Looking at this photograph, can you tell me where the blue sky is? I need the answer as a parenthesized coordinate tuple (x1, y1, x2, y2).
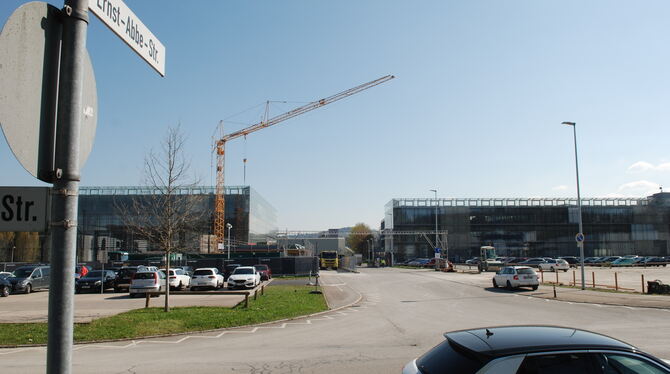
(1, 1, 670, 230)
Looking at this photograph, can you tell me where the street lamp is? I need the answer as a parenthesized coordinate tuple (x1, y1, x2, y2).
(226, 223, 232, 260)
(430, 189, 438, 270)
(563, 121, 585, 290)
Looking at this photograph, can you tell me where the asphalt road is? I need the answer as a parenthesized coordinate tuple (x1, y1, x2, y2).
(3, 268, 670, 373)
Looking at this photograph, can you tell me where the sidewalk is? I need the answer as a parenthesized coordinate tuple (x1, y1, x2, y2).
(529, 285, 670, 309)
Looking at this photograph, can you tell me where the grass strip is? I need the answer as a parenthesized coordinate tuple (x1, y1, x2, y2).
(0, 285, 327, 346)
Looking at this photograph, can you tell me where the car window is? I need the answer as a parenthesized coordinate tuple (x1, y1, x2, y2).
(516, 353, 600, 374)
(415, 340, 483, 373)
(32, 268, 42, 278)
(233, 268, 254, 275)
(518, 268, 535, 275)
(134, 272, 156, 280)
(601, 354, 667, 374)
(194, 269, 213, 276)
(41, 267, 50, 276)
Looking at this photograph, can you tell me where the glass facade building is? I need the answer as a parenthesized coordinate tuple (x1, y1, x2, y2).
(383, 193, 670, 262)
(77, 186, 277, 261)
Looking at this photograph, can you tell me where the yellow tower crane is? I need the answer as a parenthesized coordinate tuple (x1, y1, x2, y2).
(214, 75, 394, 249)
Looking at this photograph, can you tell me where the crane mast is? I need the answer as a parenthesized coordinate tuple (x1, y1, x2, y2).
(214, 75, 394, 249)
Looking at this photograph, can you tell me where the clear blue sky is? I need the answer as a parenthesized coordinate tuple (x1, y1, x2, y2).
(2, 1, 670, 231)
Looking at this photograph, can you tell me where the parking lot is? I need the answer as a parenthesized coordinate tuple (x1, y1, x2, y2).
(0, 288, 255, 323)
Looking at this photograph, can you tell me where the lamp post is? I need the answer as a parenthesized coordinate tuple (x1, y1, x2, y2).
(367, 238, 372, 266)
(430, 189, 439, 270)
(563, 121, 585, 290)
(226, 223, 232, 260)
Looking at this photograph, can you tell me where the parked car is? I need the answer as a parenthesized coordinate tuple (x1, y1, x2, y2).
(0, 271, 13, 279)
(173, 266, 194, 277)
(190, 268, 224, 290)
(402, 325, 670, 374)
(129, 270, 166, 297)
(227, 266, 261, 289)
(75, 270, 117, 293)
(465, 258, 481, 265)
(224, 263, 242, 281)
(558, 256, 579, 267)
(518, 258, 546, 267)
(160, 268, 191, 290)
(254, 264, 272, 281)
(492, 266, 539, 290)
(611, 257, 638, 266)
(641, 257, 667, 266)
(7, 265, 50, 294)
(114, 266, 141, 293)
(0, 277, 11, 297)
(538, 259, 570, 272)
(600, 256, 622, 264)
(584, 256, 601, 264)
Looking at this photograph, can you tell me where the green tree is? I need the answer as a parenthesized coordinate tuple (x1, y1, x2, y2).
(346, 223, 373, 256)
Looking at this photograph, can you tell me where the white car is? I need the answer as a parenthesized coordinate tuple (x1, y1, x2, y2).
(129, 270, 166, 297)
(190, 268, 224, 290)
(493, 266, 539, 290)
(227, 266, 261, 289)
(160, 268, 191, 290)
(538, 259, 570, 272)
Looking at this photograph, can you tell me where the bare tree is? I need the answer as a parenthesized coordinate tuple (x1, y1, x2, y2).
(117, 125, 203, 312)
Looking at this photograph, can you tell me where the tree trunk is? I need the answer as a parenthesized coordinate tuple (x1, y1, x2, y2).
(164, 251, 170, 312)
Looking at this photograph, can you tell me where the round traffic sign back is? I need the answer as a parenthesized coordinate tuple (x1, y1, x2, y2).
(575, 233, 585, 243)
(0, 2, 97, 182)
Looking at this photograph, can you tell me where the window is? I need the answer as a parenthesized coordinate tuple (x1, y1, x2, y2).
(601, 354, 667, 374)
(516, 353, 600, 374)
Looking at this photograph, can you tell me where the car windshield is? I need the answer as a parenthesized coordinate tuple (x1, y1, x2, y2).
(118, 269, 136, 277)
(194, 270, 213, 276)
(82, 271, 104, 278)
(12, 268, 35, 278)
(233, 268, 254, 275)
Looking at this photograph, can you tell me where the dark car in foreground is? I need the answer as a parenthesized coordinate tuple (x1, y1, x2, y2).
(114, 266, 140, 293)
(402, 325, 670, 374)
(76, 270, 117, 293)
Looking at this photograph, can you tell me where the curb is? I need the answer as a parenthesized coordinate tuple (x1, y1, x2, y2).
(0, 279, 363, 349)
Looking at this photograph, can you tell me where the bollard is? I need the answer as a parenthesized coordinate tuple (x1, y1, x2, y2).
(555, 271, 559, 285)
(261, 284, 265, 296)
(244, 292, 249, 308)
(615, 272, 618, 291)
(641, 274, 645, 294)
(592, 272, 595, 288)
(254, 288, 257, 300)
(553, 284, 557, 298)
(572, 270, 576, 287)
(145, 293, 150, 308)
(540, 270, 544, 283)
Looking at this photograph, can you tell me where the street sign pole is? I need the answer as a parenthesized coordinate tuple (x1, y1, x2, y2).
(47, 1, 88, 373)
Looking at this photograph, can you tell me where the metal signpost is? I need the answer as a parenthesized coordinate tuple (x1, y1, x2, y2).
(1, 0, 164, 372)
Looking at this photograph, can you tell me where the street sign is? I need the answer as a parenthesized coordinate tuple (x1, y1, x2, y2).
(0, 2, 98, 182)
(435, 247, 441, 259)
(0, 187, 50, 232)
(575, 233, 585, 243)
(88, 0, 166, 76)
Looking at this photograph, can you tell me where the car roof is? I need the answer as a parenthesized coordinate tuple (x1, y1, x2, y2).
(235, 266, 255, 270)
(445, 326, 634, 358)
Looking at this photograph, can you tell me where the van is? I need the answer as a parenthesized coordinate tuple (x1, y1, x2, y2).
(8, 265, 50, 294)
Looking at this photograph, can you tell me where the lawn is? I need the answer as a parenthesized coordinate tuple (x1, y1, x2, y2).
(0, 285, 327, 346)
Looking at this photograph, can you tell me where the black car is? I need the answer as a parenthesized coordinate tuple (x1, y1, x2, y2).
(114, 266, 141, 293)
(558, 256, 579, 267)
(0, 277, 10, 297)
(224, 263, 242, 281)
(76, 270, 117, 293)
(403, 325, 670, 374)
(518, 258, 546, 267)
